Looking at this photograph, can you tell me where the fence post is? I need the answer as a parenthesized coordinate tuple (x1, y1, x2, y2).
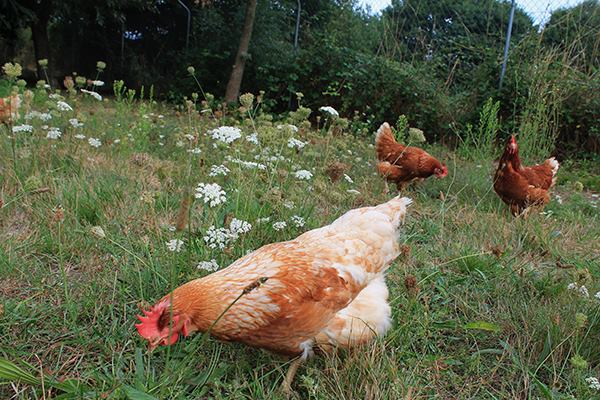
(499, 0, 516, 89)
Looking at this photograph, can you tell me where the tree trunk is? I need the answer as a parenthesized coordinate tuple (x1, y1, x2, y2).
(224, 0, 257, 103)
(30, 0, 53, 83)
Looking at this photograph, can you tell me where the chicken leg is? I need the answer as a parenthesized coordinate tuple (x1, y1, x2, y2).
(281, 357, 302, 398)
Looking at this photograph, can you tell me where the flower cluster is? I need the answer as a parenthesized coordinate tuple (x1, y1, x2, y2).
(319, 106, 339, 117)
(246, 132, 260, 145)
(586, 377, 600, 391)
(567, 282, 589, 297)
(81, 89, 102, 101)
(166, 239, 184, 252)
(291, 215, 305, 228)
(26, 111, 52, 122)
(56, 101, 73, 112)
(226, 156, 267, 171)
(294, 170, 313, 180)
(88, 138, 102, 148)
(272, 221, 287, 231)
(209, 126, 242, 144)
(197, 259, 220, 272)
(46, 127, 61, 139)
(203, 218, 252, 250)
(278, 124, 299, 133)
(209, 164, 230, 177)
(230, 218, 252, 235)
(69, 118, 83, 128)
(12, 124, 33, 134)
(287, 137, 307, 150)
(195, 183, 227, 207)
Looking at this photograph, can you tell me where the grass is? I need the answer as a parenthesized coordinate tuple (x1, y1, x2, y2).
(0, 84, 599, 400)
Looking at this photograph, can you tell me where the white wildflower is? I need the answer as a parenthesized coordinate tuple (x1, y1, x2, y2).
(46, 127, 61, 139)
(166, 239, 184, 252)
(56, 101, 73, 112)
(230, 218, 252, 235)
(272, 221, 287, 231)
(26, 111, 52, 122)
(294, 170, 313, 180)
(91, 80, 105, 87)
(283, 200, 295, 209)
(195, 183, 226, 207)
(277, 124, 299, 133)
(203, 226, 233, 249)
(74, 134, 86, 139)
(291, 215, 305, 227)
(246, 132, 260, 145)
(184, 134, 195, 141)
(344, 174, 354, 184)
(568, 282, 590, 297)
(586, 377, 600, 391)
(69, 118, 83, 128)
(81, 89, 102, 101)
(12, 124, 33, 133)
(287, 137, 307, 150)
(226, 156, 267, 170)
(187, 147, 201, 154)
(209, 126, 242, 144)
(88, 138, 102, 148)
(113, 139, 121, 144)
(319, 106, 339, 117)
(209, 164, 230, 177)
(595, 291, 600, 301)
(197, 259, 220, 272)
(257, 217, 271, 224)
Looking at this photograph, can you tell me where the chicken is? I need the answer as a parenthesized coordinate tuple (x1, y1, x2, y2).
(136, 196, 412, 393)
(375, 122, 447, 190)
(0, 93, 21, 124)
(493, 135, 559, 216)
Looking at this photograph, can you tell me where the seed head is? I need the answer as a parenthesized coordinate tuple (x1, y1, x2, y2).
(187, 66, 195, 75)
(96, 61, 106, 71)
(38, 59, 48, 67)
(239, 93, 254, 108)
(3, 62, 22, 79)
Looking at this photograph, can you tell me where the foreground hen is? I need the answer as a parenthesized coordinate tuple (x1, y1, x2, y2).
(137, 196, 412, 392)
(375, 122, 447, 190)
(494, 135, 559, 216)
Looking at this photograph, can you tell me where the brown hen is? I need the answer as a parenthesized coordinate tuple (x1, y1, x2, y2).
(494, 135, 559, 216)
(375, 122, 447, 190)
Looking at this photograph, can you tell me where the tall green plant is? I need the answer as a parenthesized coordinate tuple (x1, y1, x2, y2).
(459, 97, 500, 160)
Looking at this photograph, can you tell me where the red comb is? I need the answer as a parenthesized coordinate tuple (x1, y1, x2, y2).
(135, 301, 177, 338)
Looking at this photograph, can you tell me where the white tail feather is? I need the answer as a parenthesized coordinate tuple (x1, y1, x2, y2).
(375, 122, 391, 142)
(547, 157, 559, 177)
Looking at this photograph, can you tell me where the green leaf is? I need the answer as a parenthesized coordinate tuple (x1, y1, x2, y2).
(463, 321, 502, 333)
(0, 357, 39, 386)
(123, 385, 159, 400)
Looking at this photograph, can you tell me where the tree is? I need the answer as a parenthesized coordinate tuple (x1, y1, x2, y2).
(224, 0, 257, 103)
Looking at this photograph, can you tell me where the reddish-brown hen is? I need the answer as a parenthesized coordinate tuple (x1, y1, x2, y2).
(375, 122, 447, 190)
(136, 196, 412, 393)
(493, 135, 559, 216)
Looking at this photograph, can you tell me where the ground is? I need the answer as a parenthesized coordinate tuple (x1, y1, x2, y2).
(0, 89, 599, 399)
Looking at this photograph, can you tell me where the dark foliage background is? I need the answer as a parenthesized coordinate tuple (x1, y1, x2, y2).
(1, 0, 599, 154)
